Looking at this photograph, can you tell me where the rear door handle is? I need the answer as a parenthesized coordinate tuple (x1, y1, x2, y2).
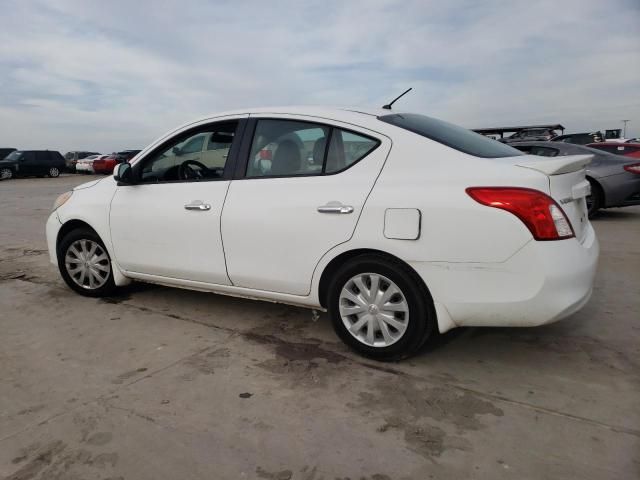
(184, 200, 211, 211)
(317, 203, 354, 214)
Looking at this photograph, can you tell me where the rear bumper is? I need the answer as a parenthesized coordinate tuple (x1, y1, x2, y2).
(411, 224, 599, 332)
(600, 171, 640, 207)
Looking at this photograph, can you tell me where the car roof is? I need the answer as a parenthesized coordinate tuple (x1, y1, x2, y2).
(589, 141, 640, 147)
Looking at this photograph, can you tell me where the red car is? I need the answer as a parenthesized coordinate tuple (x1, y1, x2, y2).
(93, 150, 141, 174)
(92, 154, 119, 174)
(587, 142, 640, 159)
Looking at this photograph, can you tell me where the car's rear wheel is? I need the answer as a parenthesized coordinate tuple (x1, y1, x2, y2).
(586, 178, 602, 218)
(49, 167, 60, 178)
(58, 228, 116, 297)
(327, 254, 436, 361)
(1, 168, 13, 180)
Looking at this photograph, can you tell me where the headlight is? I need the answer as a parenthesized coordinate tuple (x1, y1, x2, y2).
(53, 191, 73, 211)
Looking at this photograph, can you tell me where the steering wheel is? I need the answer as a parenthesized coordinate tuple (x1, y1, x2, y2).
(178, 160, 210, 180)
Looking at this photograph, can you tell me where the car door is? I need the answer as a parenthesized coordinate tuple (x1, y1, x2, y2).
(221, 116, 390, 296)
(109, 117, 246, 284)
(18, 151, 37, 175)
(35, 151, 51, 175)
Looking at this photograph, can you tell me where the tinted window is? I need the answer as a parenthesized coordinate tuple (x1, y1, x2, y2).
(140, 122, 237, 183)
(6, 151, 22, 161)
(36, 151, 50, 164)
(379, 113, 523, 158)
(247, 120, 329, 177)
(21, 152, 36, 163)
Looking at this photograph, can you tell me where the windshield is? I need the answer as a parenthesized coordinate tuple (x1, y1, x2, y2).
(5, 151, 22, 161)
(378, 113, 523, 158)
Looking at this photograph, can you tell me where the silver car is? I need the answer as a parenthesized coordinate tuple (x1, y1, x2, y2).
(511, 141, 640, 217)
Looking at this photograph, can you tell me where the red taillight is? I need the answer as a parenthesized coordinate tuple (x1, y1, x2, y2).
(466, 187, 575, 241)
(624, 163, 640, 175)
(259, 149, 272, 160)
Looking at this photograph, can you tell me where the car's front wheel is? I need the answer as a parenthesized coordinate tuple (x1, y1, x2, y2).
(327, 254, 436, 361)
(58, 228, 116, 297)
(49, 167, 60, 178)
(0, 167, 13, 180)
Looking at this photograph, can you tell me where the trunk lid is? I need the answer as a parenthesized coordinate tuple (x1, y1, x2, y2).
(515, 154, 592, 243)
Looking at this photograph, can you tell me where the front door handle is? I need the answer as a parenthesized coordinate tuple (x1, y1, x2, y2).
(184, 200, 211, 211)
(317, 203, 354, 214)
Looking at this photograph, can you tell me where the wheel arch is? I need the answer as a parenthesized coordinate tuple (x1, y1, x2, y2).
(56, 218, 131, 287)
(317, 248, 433, 309)
(586, 175, 606, 206)
(56, 219, 99, 252)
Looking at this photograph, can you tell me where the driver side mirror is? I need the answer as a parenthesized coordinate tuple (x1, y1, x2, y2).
(114, 162, 134, 185)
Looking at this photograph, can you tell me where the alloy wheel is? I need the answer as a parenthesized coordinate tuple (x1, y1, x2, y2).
(339, 272, 409, 347)
(64, 239, 111, 289)
(49, 167, 60, 177)
(0, 168, 12, 180)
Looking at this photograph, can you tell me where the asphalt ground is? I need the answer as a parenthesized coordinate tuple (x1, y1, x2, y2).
(1, 175, 638, 480)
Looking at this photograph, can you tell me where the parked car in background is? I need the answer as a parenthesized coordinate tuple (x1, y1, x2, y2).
(76, 154, 105, 173)
(500, 127, 559, 143)
(511, 141, 640, 217)
(47, 106, 598, 360)
(92, 154, 119, 174)
(64, 151, 100, 172)
(0, 150, 66, 180)
(0, 147, 17, 160)
(587, 142, 640, 159)
(115, 150, 142, 162)
(552, 132, 603, 145)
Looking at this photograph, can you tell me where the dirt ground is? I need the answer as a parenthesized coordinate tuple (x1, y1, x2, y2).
(1, 175, 638, 480)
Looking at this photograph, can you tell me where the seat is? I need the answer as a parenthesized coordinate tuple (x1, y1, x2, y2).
(270, 140, 301, 175)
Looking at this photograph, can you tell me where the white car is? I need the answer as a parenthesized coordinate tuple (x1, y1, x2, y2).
(75, 154, 105, 173)
(46, 107, 599, 360)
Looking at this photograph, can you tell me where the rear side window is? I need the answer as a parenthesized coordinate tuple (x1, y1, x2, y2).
(245, 119, 380, 178)
(379, 113, 523, 158)
(325, 130, 378, 173)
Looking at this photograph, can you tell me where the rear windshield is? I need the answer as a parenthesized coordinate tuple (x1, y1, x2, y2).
(378, 113, 523, 158)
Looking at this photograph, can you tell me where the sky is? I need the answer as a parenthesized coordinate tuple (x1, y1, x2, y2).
(1, 0, 639, 153)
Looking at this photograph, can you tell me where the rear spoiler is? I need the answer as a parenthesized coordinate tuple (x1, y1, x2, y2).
(516, 154, 592, 176)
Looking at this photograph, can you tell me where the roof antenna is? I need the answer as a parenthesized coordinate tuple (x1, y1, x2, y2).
(382, 87, 412, 110)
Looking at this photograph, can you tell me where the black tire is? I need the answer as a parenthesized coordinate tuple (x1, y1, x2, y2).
(0, 167, 13, 180)
(586, 178, 603, 219)
(49, 167, 60, 178)
(327, 254, 436, 361)
(57, 227, 117, 297)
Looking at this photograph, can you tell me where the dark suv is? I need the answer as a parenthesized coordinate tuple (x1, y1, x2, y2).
(0, 150, 66, 180)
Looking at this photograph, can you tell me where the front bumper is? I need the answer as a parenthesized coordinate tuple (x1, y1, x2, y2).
(46, 211, 62, 266)
(411, 223, 599, 332)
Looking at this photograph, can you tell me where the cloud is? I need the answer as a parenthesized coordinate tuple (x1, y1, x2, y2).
(0, 0, 638, 153)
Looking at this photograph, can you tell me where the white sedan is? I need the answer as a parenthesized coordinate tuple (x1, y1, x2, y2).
(46, 107, 599, 360)
(75, 154, 106, 174)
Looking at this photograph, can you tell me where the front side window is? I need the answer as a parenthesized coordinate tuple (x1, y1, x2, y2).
(140, 122, 237, 183)
(246, 119, 379, 177)
(379, 113, 523, 158)
(6, 151, 22, 161)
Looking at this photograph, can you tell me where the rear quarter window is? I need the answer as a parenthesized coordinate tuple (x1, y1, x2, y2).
(379, 113, 523, 158)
